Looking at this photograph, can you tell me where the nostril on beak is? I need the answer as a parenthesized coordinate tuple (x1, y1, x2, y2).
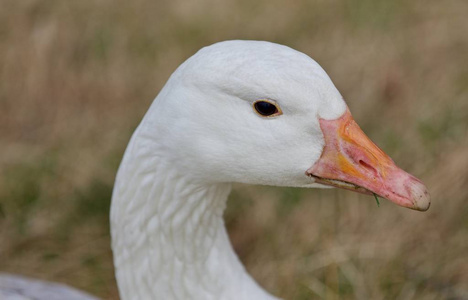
(359, 159, 378, 178)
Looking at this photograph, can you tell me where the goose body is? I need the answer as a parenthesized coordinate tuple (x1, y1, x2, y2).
(0, 273, 98, 300)
(1, 40, 430, 300)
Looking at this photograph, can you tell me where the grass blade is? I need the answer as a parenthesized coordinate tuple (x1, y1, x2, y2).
(373, 193, 380, 207)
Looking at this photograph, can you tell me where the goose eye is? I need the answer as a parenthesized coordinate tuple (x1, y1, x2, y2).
(253, 100, 282, 117)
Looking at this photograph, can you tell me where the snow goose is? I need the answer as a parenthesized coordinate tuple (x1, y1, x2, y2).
(1, 40, 430, 300)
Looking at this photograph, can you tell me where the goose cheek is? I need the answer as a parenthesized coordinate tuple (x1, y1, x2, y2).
(306, 108, 430, 212)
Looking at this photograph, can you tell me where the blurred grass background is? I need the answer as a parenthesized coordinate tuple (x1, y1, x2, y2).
(0, 0, 467, 299)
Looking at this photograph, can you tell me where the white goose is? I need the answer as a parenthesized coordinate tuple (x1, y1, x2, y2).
(0, 40, 430, 300)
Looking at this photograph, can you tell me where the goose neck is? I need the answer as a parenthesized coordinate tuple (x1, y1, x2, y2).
(110, 135, 277, 299)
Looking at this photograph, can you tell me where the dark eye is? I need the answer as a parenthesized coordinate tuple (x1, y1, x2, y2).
(253, 100, 282, 117)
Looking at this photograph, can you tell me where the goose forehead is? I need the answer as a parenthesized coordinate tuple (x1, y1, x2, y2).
(178, 41, 345, 119)
(185, 41, 329, 84)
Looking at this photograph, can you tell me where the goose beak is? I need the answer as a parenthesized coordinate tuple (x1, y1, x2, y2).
(306, 108, 430, 211)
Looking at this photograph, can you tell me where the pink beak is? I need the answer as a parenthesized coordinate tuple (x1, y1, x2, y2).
(306, 108, 430, 211)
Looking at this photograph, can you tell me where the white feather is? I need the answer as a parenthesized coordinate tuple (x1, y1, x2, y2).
(111, 40, 346, 299)
(2, 40, 347, 300)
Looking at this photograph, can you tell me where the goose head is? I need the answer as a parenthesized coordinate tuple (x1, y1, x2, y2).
(145, 40, 430, 211)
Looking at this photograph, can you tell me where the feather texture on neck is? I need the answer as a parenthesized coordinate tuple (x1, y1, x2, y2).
(111, 125, 278, 300)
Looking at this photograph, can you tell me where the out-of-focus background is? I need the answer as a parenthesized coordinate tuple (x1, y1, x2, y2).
(0, 0, 467, 299)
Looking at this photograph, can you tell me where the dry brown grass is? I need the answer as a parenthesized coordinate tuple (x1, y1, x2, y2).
(0, 0, 467, 299)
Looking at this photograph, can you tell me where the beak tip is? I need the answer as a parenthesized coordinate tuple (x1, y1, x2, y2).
(409, 180, 431, 212)
(412, 197, 431, 211)
(382, 173, 431, 212)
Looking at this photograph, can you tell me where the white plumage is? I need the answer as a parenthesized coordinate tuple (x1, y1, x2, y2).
(110, 40, 346, 300)
(1, 40, 429, 300)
